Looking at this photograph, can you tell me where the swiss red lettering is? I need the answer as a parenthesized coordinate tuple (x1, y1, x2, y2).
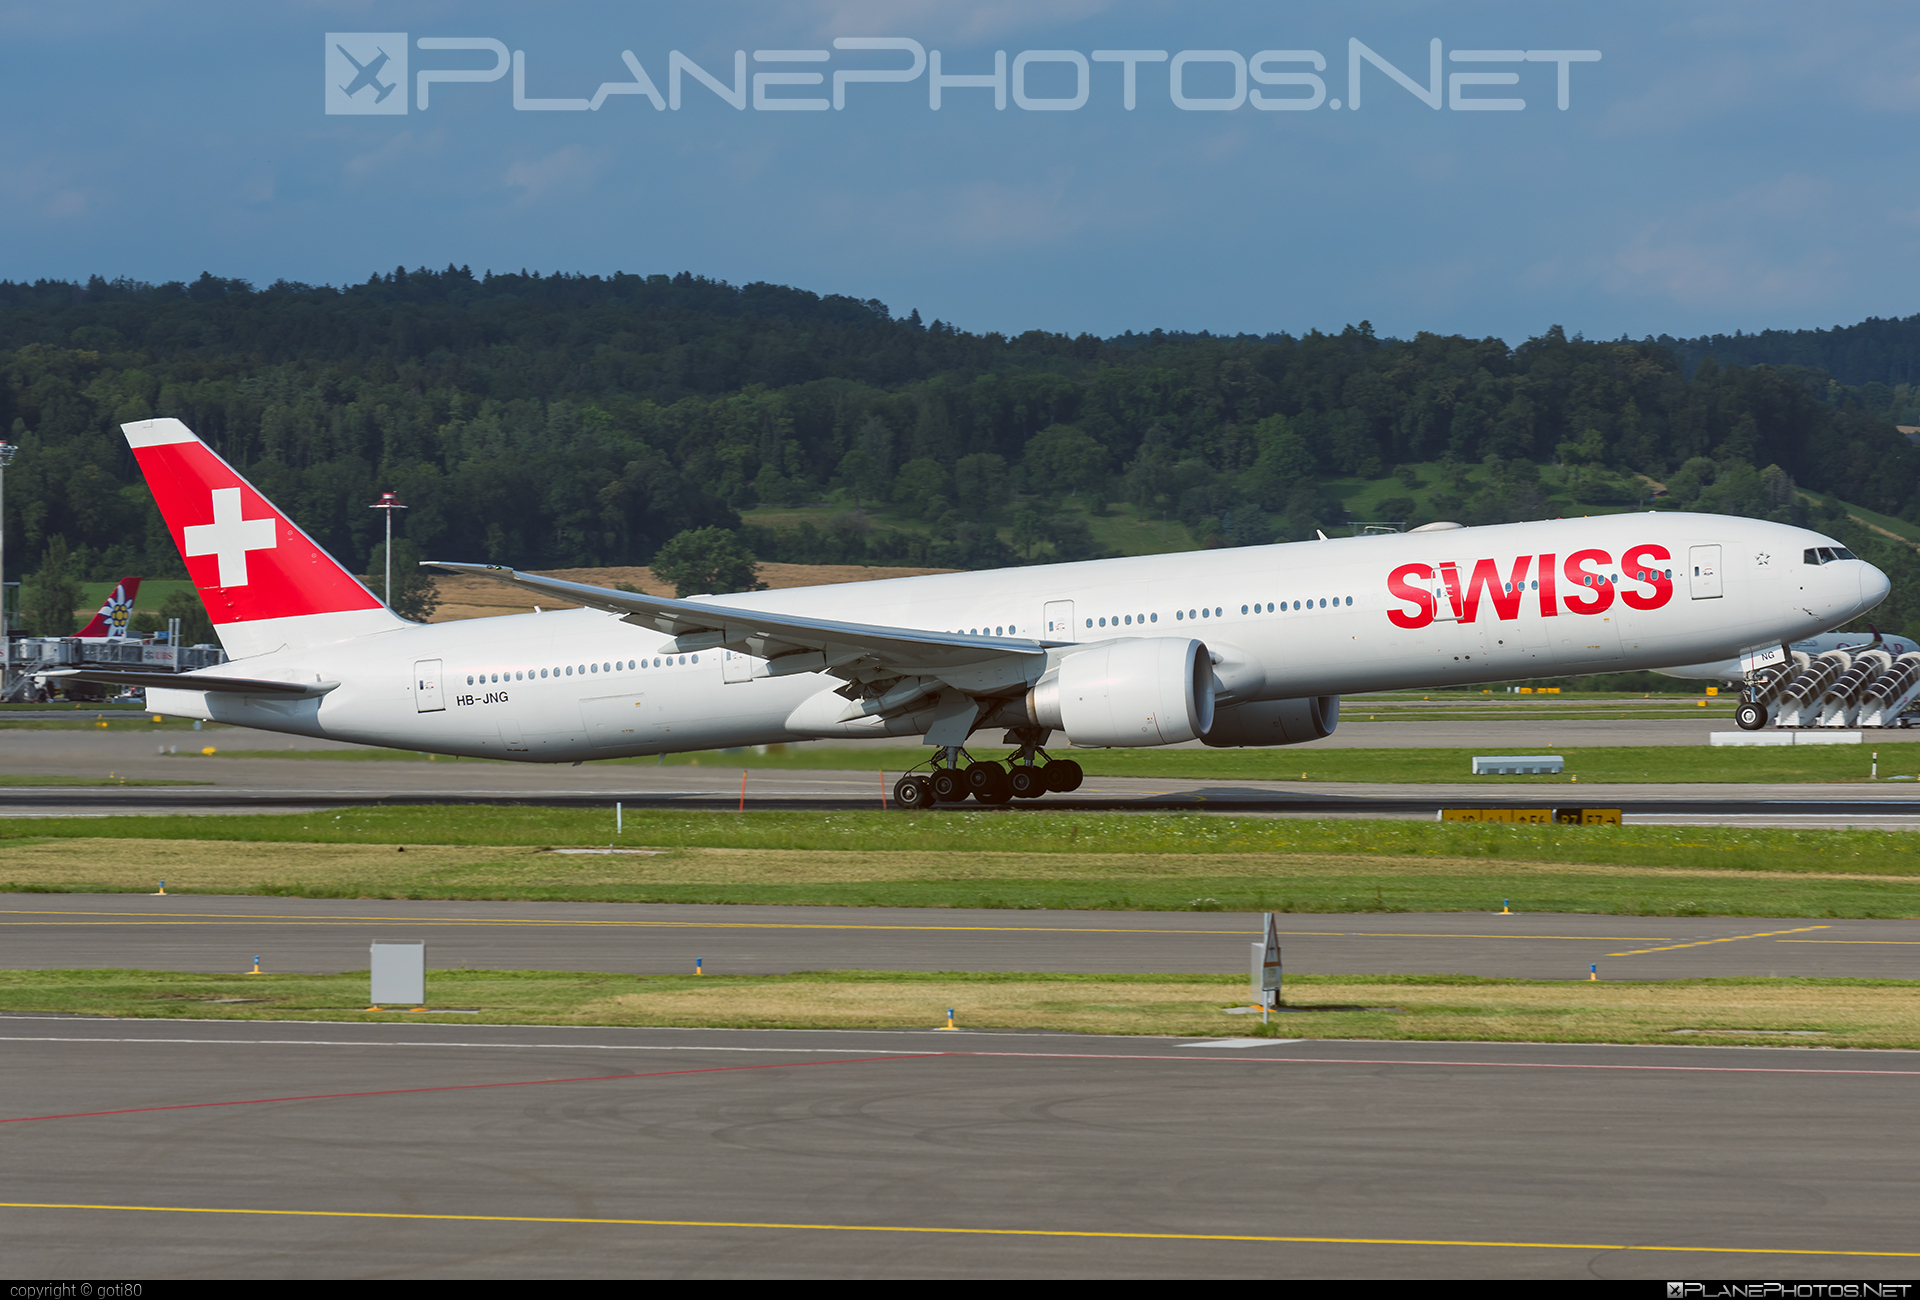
(1620, 543, 1674, 611)
(1387, 545, 1672, 627)
(1562, 549, 1614, 614)
(1387, 562, 1436, 629)
(1460, 555, 1533, 623)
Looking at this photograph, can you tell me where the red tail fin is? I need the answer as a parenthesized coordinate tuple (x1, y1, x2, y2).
(76, 576, 141, 638)
(122, 419, 405, 657)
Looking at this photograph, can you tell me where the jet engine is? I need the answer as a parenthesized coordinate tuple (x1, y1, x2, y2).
(1201, 695, 1340, 747)
(1025, 638, 1215, 746)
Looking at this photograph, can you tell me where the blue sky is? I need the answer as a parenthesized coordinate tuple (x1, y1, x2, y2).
(4, 1, 1919, 344)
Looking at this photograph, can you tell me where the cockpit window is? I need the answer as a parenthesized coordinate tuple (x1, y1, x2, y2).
(1834, 547, 1856, 560)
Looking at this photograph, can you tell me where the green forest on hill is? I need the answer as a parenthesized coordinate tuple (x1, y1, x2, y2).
(6, 266, 1920, 638)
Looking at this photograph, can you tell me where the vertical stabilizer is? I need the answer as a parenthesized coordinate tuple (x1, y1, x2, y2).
(76, 576, 141, 639)
(122, 419, 407, 658)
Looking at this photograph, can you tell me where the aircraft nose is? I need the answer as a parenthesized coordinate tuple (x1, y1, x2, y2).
(1860, 561, 1891, 613)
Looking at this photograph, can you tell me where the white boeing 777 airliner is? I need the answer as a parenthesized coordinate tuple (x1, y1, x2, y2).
(60, 419, 1889, 807)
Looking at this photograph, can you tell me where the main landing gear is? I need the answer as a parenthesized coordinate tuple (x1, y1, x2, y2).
(891, 739, 1083, 809)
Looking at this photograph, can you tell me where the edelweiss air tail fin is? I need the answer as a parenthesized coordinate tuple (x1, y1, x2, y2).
(76, 576, 141, 639)
(122, 419, 406, 658)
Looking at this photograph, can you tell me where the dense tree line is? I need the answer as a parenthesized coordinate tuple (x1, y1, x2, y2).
(1664, 315, 1920, 391)
(5, 267, 1920, 638)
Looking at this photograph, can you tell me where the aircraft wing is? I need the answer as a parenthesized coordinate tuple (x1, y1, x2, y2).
(425, 562, 1053, 689)
(42, 669, 340, 698)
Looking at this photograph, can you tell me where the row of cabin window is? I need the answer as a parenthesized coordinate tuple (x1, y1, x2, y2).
(1090, 599, 1356, 629)
(1575, 569, 1674, 588)
(466, 655, 698, 686)
(1469, 570, 1674, 594)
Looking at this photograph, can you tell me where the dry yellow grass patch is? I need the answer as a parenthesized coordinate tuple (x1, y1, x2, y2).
(581, 978, 1235, 1035)
(8, 839, 1919, 898)
(572, 976, 1920, 1046)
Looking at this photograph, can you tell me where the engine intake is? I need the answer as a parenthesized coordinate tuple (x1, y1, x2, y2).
(1026, 638, 1215, 747)
(1202, 695, 1340, 747)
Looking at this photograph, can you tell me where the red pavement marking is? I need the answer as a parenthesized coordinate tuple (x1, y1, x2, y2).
(0, 1054, 936, 1126)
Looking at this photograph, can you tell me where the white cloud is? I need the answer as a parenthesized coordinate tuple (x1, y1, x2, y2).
(503, 144, 603, 199)
(343, 129, 444, 184)
(1605, 174, 1845, 310)
(789, 0, 1117, 45)
(812, 165, 1145, 253)
(0, 155, 94, 220)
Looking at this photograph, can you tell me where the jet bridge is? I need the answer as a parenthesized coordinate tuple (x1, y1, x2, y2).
(4, 636, 226, 702)
(1743, 648, 1920, 730)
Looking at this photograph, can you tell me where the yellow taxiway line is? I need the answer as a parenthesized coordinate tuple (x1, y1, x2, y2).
(0, 1201, 1915, 1257)
(1607, 926, 1830, 956)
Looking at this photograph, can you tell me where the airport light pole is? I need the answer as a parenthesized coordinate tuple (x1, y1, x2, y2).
(369, 490, 407, 608)
(0, 440, 15, 698)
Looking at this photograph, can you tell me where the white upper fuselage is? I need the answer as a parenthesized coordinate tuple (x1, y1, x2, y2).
(151, 512, 1887, 761)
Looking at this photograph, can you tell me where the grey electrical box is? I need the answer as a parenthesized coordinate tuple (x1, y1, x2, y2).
(1471, 754, 1565, 775)
(370, 942, 424, 1006)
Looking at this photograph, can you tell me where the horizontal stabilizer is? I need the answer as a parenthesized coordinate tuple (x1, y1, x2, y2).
(42, 669, 340, 698)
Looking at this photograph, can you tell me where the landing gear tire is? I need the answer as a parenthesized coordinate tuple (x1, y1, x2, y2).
(930, 767, 970, 802)
(893, 775, 934, 809)
(1735, 702, 1767, 731)
(1046, 759, 1083, 793)
(1009, 766, 1048, 799)
(969, 762, 1013, 805)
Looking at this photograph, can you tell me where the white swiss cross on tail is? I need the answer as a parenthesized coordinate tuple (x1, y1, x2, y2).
(122, 418, 400, 659)
(183, 487, 277, 587)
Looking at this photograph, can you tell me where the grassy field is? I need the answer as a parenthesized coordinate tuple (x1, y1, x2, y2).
(74, 577, 195, 617)
(0, 714, 224, 731)
(5, 967, 1916, 1047)
(6, 822, 1920, 916)
(174, 742, 1909, 785)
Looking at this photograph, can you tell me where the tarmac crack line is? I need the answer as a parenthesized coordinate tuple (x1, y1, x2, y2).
(6, 1036, 1918, 1076)
(0, 1202, 1912, 1257)
(1777, 939, 1920, 945)
(0, 1053, 937, 1126)
(1606, 926, 1830, 956)
(960, 1050, 1920, 1076)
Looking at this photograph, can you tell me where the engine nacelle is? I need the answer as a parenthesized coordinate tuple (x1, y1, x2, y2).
(1026, 638, 1215, 746)
(1201, 695, 1340, 747)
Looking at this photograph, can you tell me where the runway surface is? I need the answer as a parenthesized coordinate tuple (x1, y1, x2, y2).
(4, 895, 1915, 980)
(1, 1018, 1914, 1278)
(8, 728, 1920, 826)
(8, 774, 1920, 830)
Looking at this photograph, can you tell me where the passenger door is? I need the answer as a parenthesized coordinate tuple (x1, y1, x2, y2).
(1043, 600, 1076, 641)
(412, 659, 443, 713)
(1690, 545, 1723, 599)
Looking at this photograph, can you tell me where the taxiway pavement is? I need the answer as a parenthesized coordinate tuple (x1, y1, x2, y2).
(8, 727, 1920, 827)
(0, 1019, 1912, 1278)
(3, 895, 1914, 981)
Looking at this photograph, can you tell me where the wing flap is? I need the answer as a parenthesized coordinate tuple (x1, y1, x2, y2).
(425, 562, 1052, 684)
